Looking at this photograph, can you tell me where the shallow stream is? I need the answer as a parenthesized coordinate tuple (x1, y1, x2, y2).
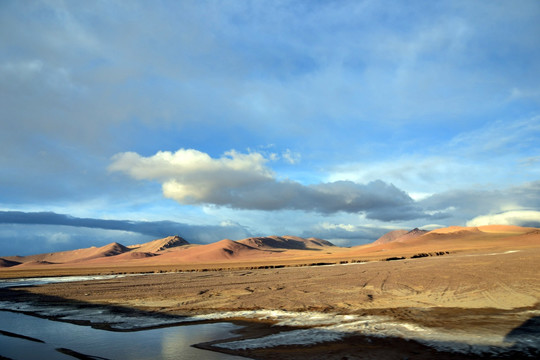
(0, 310, 248, 360)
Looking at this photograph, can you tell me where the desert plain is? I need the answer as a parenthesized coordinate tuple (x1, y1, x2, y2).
(1, 225, 539, 359)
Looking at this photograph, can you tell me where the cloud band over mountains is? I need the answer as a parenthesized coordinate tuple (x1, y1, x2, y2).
(109, 149, 425, 221)
(109, 148, 540, 228)
(0, 211, 251, 244)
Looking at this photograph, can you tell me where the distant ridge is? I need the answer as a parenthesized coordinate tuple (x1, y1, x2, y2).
(373, 230, 408, 245)
(373, 228, 428, 245)
(396, 228, 429, 242)
(237, 235, 335, 250)
(3, 241, 131, 264)
(130, 235, 189, 253)
(159, 239, 265, 262)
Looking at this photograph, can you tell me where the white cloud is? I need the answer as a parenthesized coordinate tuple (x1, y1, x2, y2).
(110, 148, 422, 220)
(320, 222, 357, 232)
(419, 223, 447, 230)
(466, 210, 540, 227)
(110, 149, 272, 205)
(282, 149, 301, 164)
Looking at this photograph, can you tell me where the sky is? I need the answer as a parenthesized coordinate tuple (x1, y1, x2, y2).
(1, 0, 540, 256)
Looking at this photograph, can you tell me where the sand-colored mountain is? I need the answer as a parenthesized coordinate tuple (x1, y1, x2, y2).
(128, 235, 189, 253)
(372, 228, 428, 245)
(1, 226, 538, 274)
(372, 229, 408, 245)
(155, 239, 271, 263)
(350, 224, 539, 260)
(237, 235, 334, 250)
(3, 242, 130, 265)
(0, 235, 334, 269)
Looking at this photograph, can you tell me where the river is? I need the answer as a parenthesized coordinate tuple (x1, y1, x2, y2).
(0, 310, 248, 360)
(0, 275, 249, 360)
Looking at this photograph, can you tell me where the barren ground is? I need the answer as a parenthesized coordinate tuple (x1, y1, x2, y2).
(1, 228, 539, 359)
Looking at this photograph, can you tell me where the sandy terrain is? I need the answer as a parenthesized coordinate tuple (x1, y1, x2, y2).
(7, 247, 538, 313)
(1, 225, 539, 358)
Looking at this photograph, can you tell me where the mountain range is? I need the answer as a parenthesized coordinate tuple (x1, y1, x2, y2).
(1, 225, 538, 271)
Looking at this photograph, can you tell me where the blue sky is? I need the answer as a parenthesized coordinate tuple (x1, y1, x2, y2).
(1, 0, 540, 255)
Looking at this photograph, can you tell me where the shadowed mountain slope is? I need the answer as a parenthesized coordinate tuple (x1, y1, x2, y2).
(372, 230, 409, 245)
(0, 258, 21, 268)
(237, 235, 335, 250)
(129, 235, 189, 253)
(373, 228, 428, 245)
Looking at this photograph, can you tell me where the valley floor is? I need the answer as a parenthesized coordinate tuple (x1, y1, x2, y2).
(1, 247, 539, 359)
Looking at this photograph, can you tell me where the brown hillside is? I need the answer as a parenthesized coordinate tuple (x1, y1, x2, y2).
(5, 242, 130, 265)
(15, 260, 57, 267)
(155, 239, 269, 263)
(372, 230, 408, 245)
(477, 225, 536, 233)
(373, 228, 428, 246)
(348, 225, 540, 260)
(130, 235, 189, 253)
(1, 226, 538, 274)
(238, 235, 334, 250)
(0, 258, 21, 268)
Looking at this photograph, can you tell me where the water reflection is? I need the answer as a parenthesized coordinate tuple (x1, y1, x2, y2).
(0, 310, 248, 360)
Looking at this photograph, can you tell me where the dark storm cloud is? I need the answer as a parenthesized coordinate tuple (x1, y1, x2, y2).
(418, 181, 540, 225)
(0, 211, 252, 244)
(420, 181, 540, 215)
